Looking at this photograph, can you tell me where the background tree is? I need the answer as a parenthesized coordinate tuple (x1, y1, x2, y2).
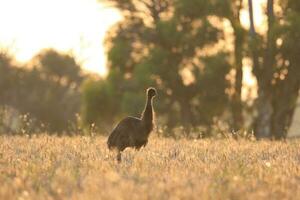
(83, 0, 231, 135)
(177, 0, 247, 131)
(2, 0, 299, 138)
(248, 0, 300, 139)
(0, 49, 84, 133)
(0, 52, 15, 104)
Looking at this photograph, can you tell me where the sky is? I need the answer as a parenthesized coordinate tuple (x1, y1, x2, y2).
(0, 0, 121, 75)
(0, 0, 264, 76)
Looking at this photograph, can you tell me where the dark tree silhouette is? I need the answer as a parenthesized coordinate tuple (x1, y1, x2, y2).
(107, 87, 157, 162)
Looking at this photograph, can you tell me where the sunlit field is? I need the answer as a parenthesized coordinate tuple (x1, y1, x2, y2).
(0, 135, 299, 200)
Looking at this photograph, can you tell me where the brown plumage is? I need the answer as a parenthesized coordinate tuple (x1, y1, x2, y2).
(107, 87, 157, 162)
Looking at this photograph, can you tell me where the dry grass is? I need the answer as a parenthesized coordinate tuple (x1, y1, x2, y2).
(0, 135, 300, 200)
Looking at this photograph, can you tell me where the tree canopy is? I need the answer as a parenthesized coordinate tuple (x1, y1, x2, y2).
(0, 49, 84, 133)
(80, 0, 300, 138)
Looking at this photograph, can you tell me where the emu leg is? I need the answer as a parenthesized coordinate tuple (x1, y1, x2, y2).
(117, 151, 122, 162)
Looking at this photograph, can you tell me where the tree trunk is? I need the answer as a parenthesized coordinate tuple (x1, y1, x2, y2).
(272, 66, 300, 139)
(179, 98, 194, 131)
(230, 15, 244, 131)
(232, 63, 243, 131)
(254, 89, 273, 138)
(249, 0, 275, 139)
(248, 0, 260, 77)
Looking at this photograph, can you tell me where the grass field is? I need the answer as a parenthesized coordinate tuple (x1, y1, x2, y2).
(0, 135, 299, 200)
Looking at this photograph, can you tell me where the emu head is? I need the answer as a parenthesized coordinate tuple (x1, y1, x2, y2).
(147, 87, 157, 98)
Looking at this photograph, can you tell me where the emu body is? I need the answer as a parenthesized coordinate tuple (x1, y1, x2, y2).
(107, 88, 156, 162)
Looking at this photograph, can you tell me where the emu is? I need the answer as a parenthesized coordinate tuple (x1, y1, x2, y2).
(107, 87, 157, 162)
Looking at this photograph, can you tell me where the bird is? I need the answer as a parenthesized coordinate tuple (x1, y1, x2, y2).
(107, 87, 157, 162)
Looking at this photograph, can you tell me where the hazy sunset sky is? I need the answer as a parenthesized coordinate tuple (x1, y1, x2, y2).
(0, 0, 264, 76)
(0, 0, 121, 75)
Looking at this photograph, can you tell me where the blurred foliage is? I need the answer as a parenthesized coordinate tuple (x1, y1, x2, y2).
(247, 0, 300, 139)
(1, 0, 300, 138)
(0, 49, 84, 134)
(83, 0, 232, 136)
(81, 0, 300, 138)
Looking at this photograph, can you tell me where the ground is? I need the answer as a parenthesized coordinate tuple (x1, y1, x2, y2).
(0, 135, 299, 200)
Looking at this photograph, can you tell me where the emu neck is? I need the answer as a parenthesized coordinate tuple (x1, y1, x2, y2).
(141, 96, 153, 123)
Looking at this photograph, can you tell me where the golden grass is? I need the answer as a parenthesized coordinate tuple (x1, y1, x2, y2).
(0, 135, 299, 200)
